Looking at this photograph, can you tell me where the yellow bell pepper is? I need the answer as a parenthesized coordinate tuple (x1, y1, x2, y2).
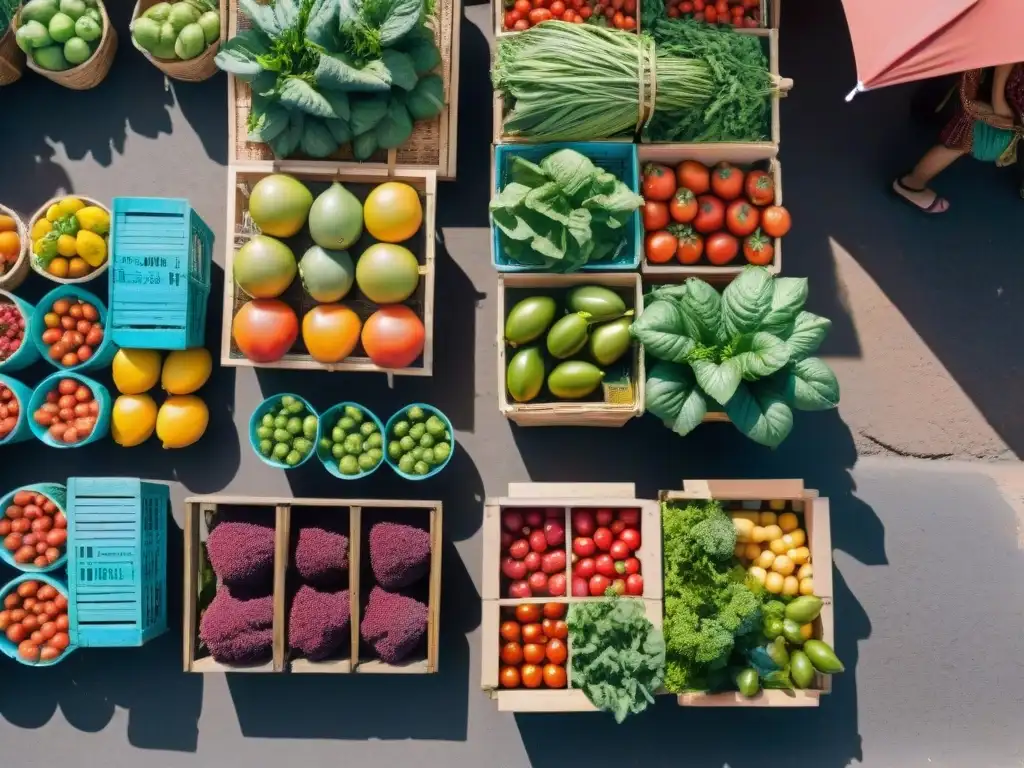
(76, 230, 107, 268)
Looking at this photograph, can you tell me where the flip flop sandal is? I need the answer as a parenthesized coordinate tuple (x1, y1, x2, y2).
(892, 177, 949, 214)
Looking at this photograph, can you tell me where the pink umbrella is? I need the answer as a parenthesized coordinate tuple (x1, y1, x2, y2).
(842, 0, 1024, 99)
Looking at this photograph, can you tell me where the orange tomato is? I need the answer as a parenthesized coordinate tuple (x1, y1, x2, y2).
(761, 205, 792, 237)
(548, 619, 568, 640)
(301, 304, 361, 364)
(521, 664, 543, 688)
(545, 638, 567, 665)
(0, 231, 20, 263)
(543, 664, 567, 688)
(542, 603, 565, 619)
(515, 604, 541, 623)
(500, 621, 521, 643)
(0, 215, 17, 232)
(500, 666, 521, 688)
(523, 643, 545, 664)
(361, 305, 425, 369)
(500, 642, 524, 665)
(521, 623, 546, 644)
(232, 299, 299, 363)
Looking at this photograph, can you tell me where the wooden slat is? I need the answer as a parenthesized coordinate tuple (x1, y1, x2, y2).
(349, 505, 362, 672)
(272, 504, 290, 672)
(181, 501, 200, 673)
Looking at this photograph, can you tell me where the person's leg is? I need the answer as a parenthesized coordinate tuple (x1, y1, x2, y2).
(893, 144, 965, 213)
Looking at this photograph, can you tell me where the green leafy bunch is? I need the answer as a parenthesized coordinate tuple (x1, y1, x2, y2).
(489, 149, 644, 273)
(630, 267, 840, 449)
(0, 0, 18, 37)
(566, 598, 665, 723)
(216, 0, 444, 160)
(662, 499, 763, 693)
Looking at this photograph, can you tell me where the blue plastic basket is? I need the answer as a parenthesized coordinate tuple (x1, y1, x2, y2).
(0, 374, 34, 446)
(491, 142, 641, 273)
(0, 290, 40, 372)
(316, 402, 386, 480)
(249, 393, 319, 469)
(0, 483, 68, 573)
(66, 477, 169, 647)
(383, 403, 455, 481)
(108, 198, 213, 350)
(0, 573, 77, 665)
(28, 371, 112, 448)
(30, 285, 117, 373)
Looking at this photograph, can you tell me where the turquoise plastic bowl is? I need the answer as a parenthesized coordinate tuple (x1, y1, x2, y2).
(316, 402, 386, 480)
(384, 403, 455, 481)
(250, 393, 319, 469)
(0, 290, 40, 372)
(0, 483, 68, 573)
(28, 371, 112, 447)
(30, 284, 117, 373)
(0, 374, 34, 446)
(0, 573, 76, 665)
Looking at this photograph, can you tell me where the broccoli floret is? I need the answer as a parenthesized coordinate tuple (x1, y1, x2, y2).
(206, 509, 276, 589)
(360, 586, 428, 664)
(293, 514, 349, 588)
(368, 522, 430, 590)
(288, 585, 351, 661)
(199, 586, 273, 666)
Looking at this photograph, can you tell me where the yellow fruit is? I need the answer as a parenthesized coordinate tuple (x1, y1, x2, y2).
(799, 577, 815, 596)
(76, 230, 107, 267)
(161, 348, 212, 395)
(156, 395, 209, 449)
(784, 529, 806, 548)
(732, 517, 754, 543)
(67, 258, 89, 279)
(31, 219, 52, 240)
(782, 576, 800, 596)
(111, 394, 158, 447)
(748, 566, 767, 586)
(45, 204, 60, 222)
(57, 234, 78, 258)
(47, 257, 69, 278)
(778, 512, 799, 532)
(751, 525, 767, 543)
(797, 564, 813, 580)
(768, 499, 787, 511)
(75, 206, 110, 236)
(788, 546, 810, 565)
(769, 538, 788, 556)
(112, 349, 162, 394)
(742, 543, 761, 561)
(764, 572, 784, 594)
(57, 197, 85, 217)
(762, 524, 783, 541)
(799, 623, 814, 640)
(0, 215, 16, 232)
(759, 511, 777, 526)
(772, 555, 795, 576)
(755, 549, 775, 570)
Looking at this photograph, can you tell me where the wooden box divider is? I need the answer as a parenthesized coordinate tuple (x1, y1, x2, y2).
(221, 162, 436, 376)
(184, 495, 442, 675)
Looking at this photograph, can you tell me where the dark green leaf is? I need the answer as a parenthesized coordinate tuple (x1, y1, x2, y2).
(273, 0, 301, 30)
(352, 130, 379, 160)
(321, 89, 351, 121)
(278, 77, 338, 118)
(350, 93, 390, 134)
(316, 54, 391, 91)
(269, 112, 305, 158)
(678, 279, 723, 345)
(239, 0, 282, 37)
(782, 357, 840, 411)
(377, 0, 423, 46)
(721, 266, 774, 338)
(761, 277, 807, 336)
(786, 311, 831, 360)
(381, 49, 418, 91)
(247, 103, 290, 142)
(375, 97, 414, 148)
(325, 117, 353, 144)
(724, 381, 794, 449)
(404, 38, 441, 74)
(305, 0, 339, 47)
(215, 30, 267, 80)
(300, 118, 339, 157)
(691, 357, 742, 406)
(732, 332, 790, 380)
(405, 73, 444, 119)
(629, 299, 697, 363)
(646, 362, 708, 437)
(508, 156, 547, 187)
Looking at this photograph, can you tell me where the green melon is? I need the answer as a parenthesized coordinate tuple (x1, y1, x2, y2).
(234, 235, 297, 299)
(299, 246, 354, 303)
(355, 243, 420, 304)
(248, 174, 313, 238)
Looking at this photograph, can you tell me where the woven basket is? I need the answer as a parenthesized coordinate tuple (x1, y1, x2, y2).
(0, 19, 25, 86)
(28, 195, 110, 284)
(0, 204, 29, 291)
(18, 0, 117, 90)
(130, 0, 225, 82)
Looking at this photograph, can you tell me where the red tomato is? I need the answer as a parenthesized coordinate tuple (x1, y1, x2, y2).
(527, 571, 548, 594)
(588, 574, 611, 596)
(693, 195, 725, 234)
(618, 509, 640, 525)
(595, 553, 616, 577)
(703, 5, 716, 21)
(624, 556, 641, 575)
(710, 163, 744, 200)
(504, 10, 520, 27)
(501, 642, 524, 665)
(609, 539, 630, 561)
(680, 0, 692, 10)
(543, 664, 567, 688)
(725, 200, 760, 237)
(745, 169, 775, 206)
(524, 509, 543, 528)
(522, 642, 545, 664)
(547, 572, 566, 595)
(543, 603, 566, 619)
(232, 299, 299, 363)
(573, 536, 596, 557)
(625, 573, 644, 595)
(642, 163, 676, 201)
(571, 508, 596, 536)
(694, 0, 704, 8)
(575, 557, 596, 579)
(500, 666, 521, 688)
(761, 205, 792, 237)
(545, 638, 568, 664)
(645, 230, 677, 264)
(666, 5, 679, 15)
(523, 551, 541, 572)
(622, 14, 635, 27)
(513, 17, 529, 28)
(669, 188, 698, 223)
(541, 550, 566, 574)
(624, 0, 636, 11)
(593, 527, 613, 551)
(516, 604, 541, 623)
(706, 232, 739, 265)
(500, 621, 521, 642)
(595, 508, 613, 526)
(675, 226, 704, 264)
(521, 664, 543, 688)
(549, 0, 565, 13)
(529, 529, 547, 553)
(361, 305, 425, 369)
(579, 5, 591, 17)
(571, 576, 588, 596)
(528, 7, 552, 22)
(610, 519, 626, 536)
(514, 0, 531, 11)
(743, 230, 775, 266)
(612, 11, 625, 27)
(619, 528, 641, 551)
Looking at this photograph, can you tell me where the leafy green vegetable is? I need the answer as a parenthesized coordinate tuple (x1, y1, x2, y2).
(566, 599, 665, 723)
(406, 73, 444, 119)
(0, 0, 19, 36)
(662, 499, 763, 693)
(489, 148, 643, 272)
(632, 267, 839, 448)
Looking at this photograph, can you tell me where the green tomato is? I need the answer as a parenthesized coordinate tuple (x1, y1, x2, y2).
(410, 447, 424, 461)
(419, 433, 434, 449)
(285, 449, 301, 466)
(302, 415, 318, 439)
(364, 432, 383, 449)
(339, 416, 356, 431)
(331, 443, 345, 459)
(318, 437, 332, 452)
(258, 438, 273, 456)
(420, 448, 435, 465)
(273, 414, 288, 430)
(272, 442, 289, 460)
(409, 423, 425, 441)
(398, 454, 416, 474)
(359, 420, 377, 437)
(358, 453, 376, 471)
(344, 434, 363, 455)
(285, 416, 303, 435)
(432, 442, 450, 463)
(413, 460, 430, 476)
(368, 447, 383, 462)
(339, 454, 360, 475)
(197, 9, 219, 44)
(280, 394, 297, 410)
(272, 428, 292, 444)
(143, 1, 171, 22)
(256, 425, 272, 440)
(763, 618, 784, 641)
(407, 406, 425, 422)
(59, 0, 85, 19)
(331, 426, 345, 443)
(425, 414, 445, 437)
(344, 405, 364, 423)
(64, 33, 91, 62)
(292, 438, 312, 456)
(392, 420, 410, 438)
(399, 435, 416, 452)
(388, 440, 403, 460)
(16, 21, 51, 53)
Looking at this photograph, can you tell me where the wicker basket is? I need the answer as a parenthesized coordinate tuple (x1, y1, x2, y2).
(18, 0, 117, 90)
(0, 204, 28, 291)
(27, 196, 110, 285)
(0, 19, 25, 86)
(130, 0, 226, 82)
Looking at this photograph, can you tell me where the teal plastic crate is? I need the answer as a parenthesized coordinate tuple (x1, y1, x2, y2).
(109, 198, 213, 350)
(66, 477, 169, 648)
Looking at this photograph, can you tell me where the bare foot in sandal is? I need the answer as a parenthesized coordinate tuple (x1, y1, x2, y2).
(893, 177, 950, 213)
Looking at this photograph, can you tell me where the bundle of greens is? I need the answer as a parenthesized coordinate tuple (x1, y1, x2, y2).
(566, 598, 665, 722)
(492, 20, 771, 144)
(662, 499, 763, 693)
(630, 268, 840, 449)
(489, 148, 643, 272)
(216, 0, 444, 160)
(0, 0, 17, 37)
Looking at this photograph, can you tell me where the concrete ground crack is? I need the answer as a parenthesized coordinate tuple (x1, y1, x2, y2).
(861, 432, 955, 460)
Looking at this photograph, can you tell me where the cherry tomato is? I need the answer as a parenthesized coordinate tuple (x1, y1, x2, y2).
(610, 519, 626, 536)
(579, 6, 591, 17)
(624, 557, 641, 575)
(625, 573, 644, 596)
(545, 638, 568, 665)
(595, 553, 616, 577)
(620, 528, 641, 551)
(573, 536, 596, 557)
(618, 509, 640, 526)
(680, 0, 693, 10)
(528, 7, 552, 23)
(500, 621, 521, 642)
(515, 604, 541, 623)
(704, 5, 716, 21)
(501, 642, 524, 665)
(546, 619, 568, 640)
(694, 0, 704, 9)
(642, 163, 676, 201)
(593, 527, 613, 551)
(623, 0, 636, 11)
(543, 664, 566, 688)
(521, 664, 543, 688)
(513, 18, 529, 28)
(706, 232, 740, 265)
(669, 188, 698, 223)
(761, 205, 792, 237)
(589, 574, 611, 596)
(503, 8, 518, 27)
(667, 6, 680, 16)
(514, 0, 531, 12)
(500, 666, 521, 688)
(523, 643, 546, 664)
(575, 557, 596, 579)
(542, 602, 565, 619)
(522, 623, 546, 644)
(643, 201, 670, 231)
(622, 15, 636, 28)
(609, 539, 630, 561)
(743, 230, 775, 265)
(645, 230, 677, 264)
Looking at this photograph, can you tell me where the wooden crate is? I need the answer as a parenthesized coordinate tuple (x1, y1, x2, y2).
(661, 478, 833, 707)
(226, 0, 461, 180)
(183, 495, 443, 674)
(637, 146, 784, 280)
(497, 273, 645, 427)
(481, 483, 663, 712)
(221, 163, 436, 376)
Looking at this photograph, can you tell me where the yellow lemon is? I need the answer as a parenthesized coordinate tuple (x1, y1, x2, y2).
(75, 206, 110, 236)
(111, 394, 158, 447)
(76, 230, 107, 267)
(112, 349, 162, 394)
(45, 204, 61, 222)
(161, 348, 212, 395)
(31, 219, 52, 240)
(57, 197, 85, 217)
(156, 395, 209, 449)
(57, 234, 78, 258)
